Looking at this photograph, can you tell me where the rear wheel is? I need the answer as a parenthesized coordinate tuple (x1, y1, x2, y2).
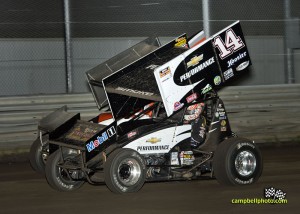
(45, 149, 85, 191)
(104, 149, 146, 193)
(213, 138, 263, 185)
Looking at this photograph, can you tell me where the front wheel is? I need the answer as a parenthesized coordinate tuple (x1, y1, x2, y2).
(213, 137, 263, 186)
(45, 149, 85, 191)
(104, 149, 146, 193)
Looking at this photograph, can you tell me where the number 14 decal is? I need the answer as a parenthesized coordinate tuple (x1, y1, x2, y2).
(213, 28, 245, 59)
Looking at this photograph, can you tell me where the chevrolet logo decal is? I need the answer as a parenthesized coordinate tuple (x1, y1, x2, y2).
(146, 137, 161, 144)
(187, 54, 203, 68)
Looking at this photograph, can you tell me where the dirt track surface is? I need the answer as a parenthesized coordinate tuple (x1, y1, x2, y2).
(0, 144, 299, 214)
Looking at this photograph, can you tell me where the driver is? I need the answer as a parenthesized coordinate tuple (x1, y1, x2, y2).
(184, 103, 206, 148)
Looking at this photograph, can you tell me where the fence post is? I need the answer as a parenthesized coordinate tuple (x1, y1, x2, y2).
(284, 0, 295, 84)
(202, 0, 211, 38)
(64, 0, 73, 93)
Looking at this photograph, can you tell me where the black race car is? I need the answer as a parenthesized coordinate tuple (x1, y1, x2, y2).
(30, 21, 262, 193)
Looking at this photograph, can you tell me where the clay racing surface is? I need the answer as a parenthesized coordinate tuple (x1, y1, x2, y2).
(0, 144, 299, 214)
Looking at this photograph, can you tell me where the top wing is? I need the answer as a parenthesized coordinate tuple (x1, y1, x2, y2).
(90, 21, 251, 118)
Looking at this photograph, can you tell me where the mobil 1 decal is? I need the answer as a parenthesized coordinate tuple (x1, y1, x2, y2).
(212, 21, 251, 81)
(173, 41, 220, 88)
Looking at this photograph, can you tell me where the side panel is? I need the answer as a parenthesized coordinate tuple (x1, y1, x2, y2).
(123, 125, 191, 154)
(154, 40, 221, 116)
(154, 54, 189, 116)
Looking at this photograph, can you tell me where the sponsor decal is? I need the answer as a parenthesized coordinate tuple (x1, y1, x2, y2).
(159, 67, 171, 78)
(217, 107, 224, 112)
(175, 36, 188, 48)
(174, 102, 184, 111)
(221, 120, 227, 126)
(180, 57, 215, 82)
(146, 137, 161, 144)
(159, 67, 172, 83)
(214, 75, 221, 85)
(186, 54, 203, 68)
(218, 111, 225, 117)
(227, 51, 247, 67)
(201, 84, 212, 94)
(218, 111, 226, 119)
(236, 60, 250, 71)
(86, 126, 116, 152)
(115, 87, 154, 96)
(180, 151, 195, 165)
(186, 93, 198, 103)
(127, 131, 137, 138)
(199, 126, 206, 138)
(223, 68, 234, 80)
(215, 112, 219, 118)
(217, 104, 226, 119)
(137, 145, 169, 152)
(171, 152, 180, 165)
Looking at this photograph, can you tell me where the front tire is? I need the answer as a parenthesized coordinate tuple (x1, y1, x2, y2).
(104, 149, 146, 193)
(45, 149, 85, 191)
(213, 138, 263, 186)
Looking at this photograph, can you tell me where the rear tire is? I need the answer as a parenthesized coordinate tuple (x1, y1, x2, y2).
(213, 138, 263, 185)
(104, 149, 146, 193)
(45, 150, 85, 191)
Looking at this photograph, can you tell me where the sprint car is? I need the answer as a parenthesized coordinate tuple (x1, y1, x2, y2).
(29, 21, 262, 193)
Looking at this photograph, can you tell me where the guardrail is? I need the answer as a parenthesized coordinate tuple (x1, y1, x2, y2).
(0, 84, 299, 151)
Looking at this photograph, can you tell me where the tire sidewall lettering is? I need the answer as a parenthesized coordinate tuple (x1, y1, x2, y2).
(56, 176, 74, 190)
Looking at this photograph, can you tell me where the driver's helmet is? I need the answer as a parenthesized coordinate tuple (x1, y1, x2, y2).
(184, 103, 205, 122)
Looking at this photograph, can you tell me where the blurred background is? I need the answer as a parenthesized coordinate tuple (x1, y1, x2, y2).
(0, 0, 299, 149)
(0, 0, 299, 96)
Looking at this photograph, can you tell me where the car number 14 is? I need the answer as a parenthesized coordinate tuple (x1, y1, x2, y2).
(213, 29, 245, 59)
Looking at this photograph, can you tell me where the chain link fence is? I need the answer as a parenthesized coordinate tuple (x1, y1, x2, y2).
(0, 0, 299, 96)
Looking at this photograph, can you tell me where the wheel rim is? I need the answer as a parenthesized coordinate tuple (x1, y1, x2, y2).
(117, 158, 141, 186)
(56, 156, 80, 184)
(234, 150, 256, 176)
(58, 167, 72, 182)
(41, 147, 49, 164)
